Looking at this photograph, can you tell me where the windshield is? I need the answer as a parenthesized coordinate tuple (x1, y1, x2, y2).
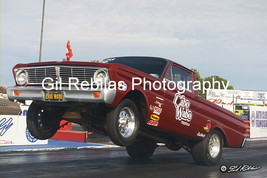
(103, 57, 168, 78)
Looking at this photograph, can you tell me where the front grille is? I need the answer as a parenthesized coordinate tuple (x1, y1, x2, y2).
(24, 66, 100, 85)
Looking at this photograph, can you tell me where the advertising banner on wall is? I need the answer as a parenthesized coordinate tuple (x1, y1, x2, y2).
(0, 104, 48, 146)
(250, 106, 267, 138)
(206, 89, 267, 112)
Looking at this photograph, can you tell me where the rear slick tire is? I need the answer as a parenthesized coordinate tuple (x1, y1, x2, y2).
(192, 130, 223, 166)
(126, 137, 157, 159)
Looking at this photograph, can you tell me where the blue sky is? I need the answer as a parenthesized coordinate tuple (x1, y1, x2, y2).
(1, 0, 267, 90)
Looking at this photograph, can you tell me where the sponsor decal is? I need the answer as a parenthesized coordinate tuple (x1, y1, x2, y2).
(153, 106, 162, 115)
(150, 97, 163, 116)
(25, 127, 38, 143)
(0, 117, 13, 136)
(156, 96, 164, 101)
(181, 121, 190, 126)
(203, 123, 211, 132)
(147, 120, 159, 127)
(173, 92, 192, 126)
(150, 114, 160, 121)
(149, 105, 154, 111)
(250, 110, 267, 128)
(155, 100, 163, 107)
(208, 99, 234, 106)
(197, 132, 206, 138)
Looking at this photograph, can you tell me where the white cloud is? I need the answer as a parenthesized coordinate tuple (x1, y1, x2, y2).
(1, 0, 267, 90)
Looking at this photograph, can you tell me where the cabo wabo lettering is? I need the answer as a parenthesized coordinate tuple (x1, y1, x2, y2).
(173, 92, 192, 126)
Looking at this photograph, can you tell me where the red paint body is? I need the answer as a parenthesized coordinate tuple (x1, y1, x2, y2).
(12, 58, 246, 148)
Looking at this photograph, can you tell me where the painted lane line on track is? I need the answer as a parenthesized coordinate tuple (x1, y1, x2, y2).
(0, 144, 119, 152)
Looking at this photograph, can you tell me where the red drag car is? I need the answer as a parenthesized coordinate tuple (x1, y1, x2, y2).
(7, 56, 246, 165)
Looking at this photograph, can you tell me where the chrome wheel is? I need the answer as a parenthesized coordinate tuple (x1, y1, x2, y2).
(192, 130, 223, 165)
(106, 99, 140, 146)
(208, 134, 221, 158)
(118, 107, 136, 138)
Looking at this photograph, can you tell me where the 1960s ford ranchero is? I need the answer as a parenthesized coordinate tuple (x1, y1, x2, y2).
(7, 56, 246, 165)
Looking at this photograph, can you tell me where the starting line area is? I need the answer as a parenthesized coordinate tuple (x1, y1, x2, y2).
(0, 139, 118, 152)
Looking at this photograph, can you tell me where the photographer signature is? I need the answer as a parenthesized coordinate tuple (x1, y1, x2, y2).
(221, 164, 262, 173)
(0, 118, 13, 136)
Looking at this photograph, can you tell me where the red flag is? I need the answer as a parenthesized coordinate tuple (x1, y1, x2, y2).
(66, 40, 73, 61)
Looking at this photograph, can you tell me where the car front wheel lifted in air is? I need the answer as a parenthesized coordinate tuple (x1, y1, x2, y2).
(106, 99, 140, 146)
(27, 102, 60, 140)
(192, 130, 223, 166)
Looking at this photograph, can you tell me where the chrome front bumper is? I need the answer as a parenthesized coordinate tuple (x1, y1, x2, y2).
(7, 86, 116, 104)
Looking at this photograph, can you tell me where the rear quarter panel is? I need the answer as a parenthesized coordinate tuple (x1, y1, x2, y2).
(198, 98, 246, 147)
(108, 63, 246, 148)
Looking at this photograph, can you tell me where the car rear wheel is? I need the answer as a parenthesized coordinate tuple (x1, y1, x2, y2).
(27, 102, 60, 140)
(126, 137, 157, 159)
(106, 99, 140, 146)
(192, 130, 223, 165)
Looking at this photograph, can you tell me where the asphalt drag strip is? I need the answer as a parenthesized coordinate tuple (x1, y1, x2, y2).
(0, 140, 266, 178)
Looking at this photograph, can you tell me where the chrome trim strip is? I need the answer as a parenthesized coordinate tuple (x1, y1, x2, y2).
(7, 86, 116, 104)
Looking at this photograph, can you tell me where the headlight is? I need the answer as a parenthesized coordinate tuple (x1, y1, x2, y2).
(93, 69, 109, 84)
(16, 70, 28, 85)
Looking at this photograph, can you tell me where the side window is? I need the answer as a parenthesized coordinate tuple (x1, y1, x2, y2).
(165, 68, 172, 81)
(165, 65, 192, 91)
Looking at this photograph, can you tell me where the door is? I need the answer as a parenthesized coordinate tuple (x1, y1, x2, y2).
(159, 64, 205, 139)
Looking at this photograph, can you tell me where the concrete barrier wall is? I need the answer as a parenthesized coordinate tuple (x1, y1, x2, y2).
(0, 105, 48, 146)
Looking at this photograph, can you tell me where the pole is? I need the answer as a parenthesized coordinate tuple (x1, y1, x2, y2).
(39, 0, 46, 62)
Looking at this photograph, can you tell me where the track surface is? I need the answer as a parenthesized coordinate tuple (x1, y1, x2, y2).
(0, 140, 266, 178)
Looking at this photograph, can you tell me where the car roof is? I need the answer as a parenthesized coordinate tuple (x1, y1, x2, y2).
(105, 56, 193, 73)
